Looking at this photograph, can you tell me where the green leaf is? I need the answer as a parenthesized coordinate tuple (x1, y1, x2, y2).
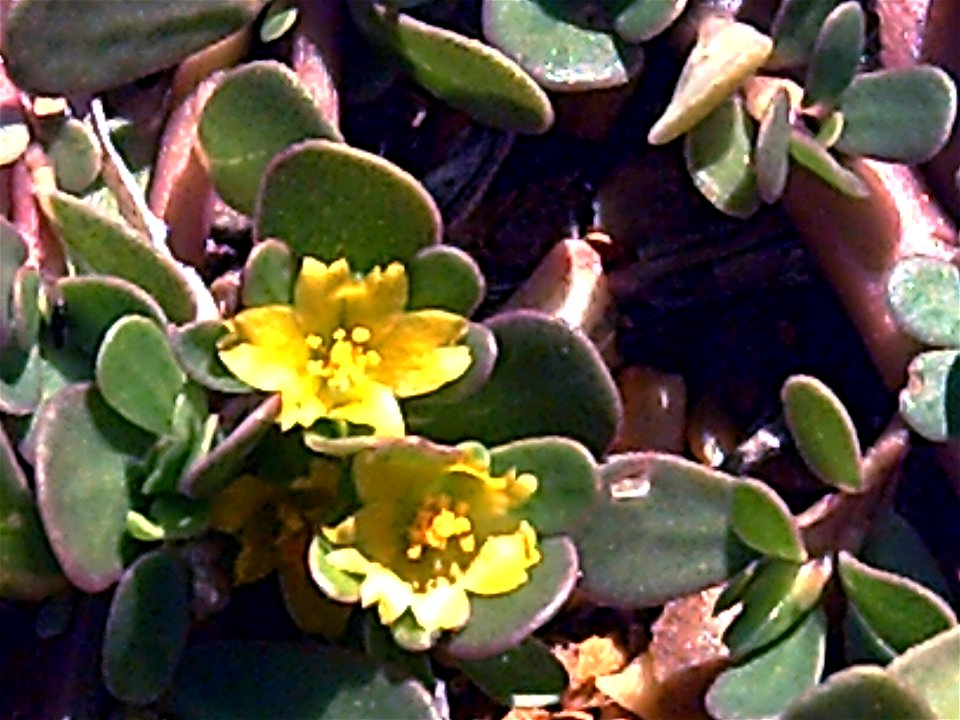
(837, 552, 956, 655)
(614, 0, 688, 43)
(458, 637, 568, 707)
(648, 19, 772, 145)
(442, 536, 578, 660)
(0, 424, 65, 599)
(58, 275, 166, 358)
(843, 600, 897, 664)
(257, 140, 441, 272)
(242, 239, 295, 307)
(576, 453, 754, 608)
(102, 549, 190, 704)
(409, 311, 621, 458)
(95, 316, 186, 436)
(888, 627, 960, 720)
(899, 349, 960, 442)
(706, 607, 826, 720)
(180, 395, 281, 498)
(47, 191, 195, 323)
(46, 117, 102, 194)
(684, 95, 760, 218)
(198, 61, 341, 214)
(35, 384, 152, 592)
(788, 130, 869, 197)
(2, 0, 266, 94)
(886, 256, 960, 347)
(149, 495, 210, 540)
(169, 641, 442, 719)
(491, 437, 599, 535)
(802, 1, 864, 111)
(731, 478, 806, 562)
(407, 245, 485, 316)
(754, 88, 791, 204)
(0, 218, 28, 334)
(780, 666, 936, 720)
(768, 0, 845, 69)
(782, 374, 863, 491)
(354, 2, 553, 133)
(259, 1, 299, 43)
(480, 0, 644, 92)
(724, 557, 831, 659)
(836, 67, 958, 163)
(171, 321, 253, 394)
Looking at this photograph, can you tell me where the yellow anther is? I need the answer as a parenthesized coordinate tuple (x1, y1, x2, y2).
(459, 534, 476, 553)
(406, 544, 423, 560)
(306, 359, 326, 376)
(351, 326, 372, 344)
(306, 334, 324, 351)
(332, 328, 347, 341)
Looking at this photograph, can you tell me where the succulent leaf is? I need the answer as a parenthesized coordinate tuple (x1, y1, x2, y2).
(407, 245, 486, 317)
(802, 1, 864, 111)
(457, 637, 568, 707)
(171, 321, 253, 394)
(888, 627, 960, 720)
(242, 239, 296, 308)
(754, 88, 792, 204)
(899, 349, 960, 442)
(614, 0, 688, 43)
(731, 478, 806, 562)
(768, 0, 845, 69)
(886, 256, 960, 348)
(788, 131, 869, 197)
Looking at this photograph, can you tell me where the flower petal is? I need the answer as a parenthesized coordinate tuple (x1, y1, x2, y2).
(463, 522, 541, 595)
(294, 257, 351, 338)
(410, 580, 470, 632)
(327, 382, 405, 437)
(341, 262, 408, 332)
(359, 566, 414, 624)
(370, 311, 471, 397)
(219, 306, 308, 391)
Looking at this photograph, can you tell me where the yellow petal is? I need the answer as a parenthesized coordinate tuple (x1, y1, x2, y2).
(325, 547, 375, 575)
(358, 567, 414, 624)
(277, 378, 328, 431)
(326, 382, 405, 437)
(410, 580, 470, 631)
(293, 257, 351, 338)
(341, 262, 409, 333)
(463, 522, 541, 595)
(218, 306, 308, 391)
(370, 311, 470, 397)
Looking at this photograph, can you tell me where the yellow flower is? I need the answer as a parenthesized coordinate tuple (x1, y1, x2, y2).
(210, 461, 351, 637)
(217, 257, 472, 434)
(309, 442, 542, 648)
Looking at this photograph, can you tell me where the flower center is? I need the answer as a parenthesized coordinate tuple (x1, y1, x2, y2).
(406, 494, 476, 561)
(305, 326, 381, 393)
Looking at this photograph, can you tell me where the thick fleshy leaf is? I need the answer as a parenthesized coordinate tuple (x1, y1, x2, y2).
(843, 600, 896, 664)
(768, 0, 845, 69)
(258, 1, 299, 43)
(168, 641, 441, 719)
(615, 0, 687, 43)
(443, 536, 578, 660)
(198, 61, 341, 214)
(491, 437, 599, 535)
(11, 267, 40, 350)
(788, 131, 869, 197)
(102, 549, 190, 704)
(0, 425, 64, 599)
(58, 276, 166, 358)
(886, 256, 960, 347)
(171, 321, 253, 394)
(781, 374, 862, 491)
(458, 637, 568, 707)
(243, 239, 295, 307)
(802, 2, 864, 111)
(859, 509, 954, 602)
(47, 192, 195, 323)
(706, 607, 826, 720)
(35, 384, 152, 592)
(2, 0, 265, 94)
(648, 19, 772, 145)
(409, 311, 621, 458)
(46, 117, 102, 193)
(257, 140, 440, 272)
(780, 666, 936, 720)
(724, 557, 831, 659)
(899, 349, 960, 442)
(480, 0, 644, 92)
(731, 478, 806, 562)
(836, 67, 958, 163)
(576, 453, 754, 608)
(407, 245, 485, 316)
(0, 218, 28, 333)
(96, 316, 186, 436)
(755, 88, 791, 204)
(684, 95, 760, 218)
(888, 627, 960, 720)
(837, 552, 956, 654)
(180, 395, 281, 498)
(354, 2, 553, 133)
